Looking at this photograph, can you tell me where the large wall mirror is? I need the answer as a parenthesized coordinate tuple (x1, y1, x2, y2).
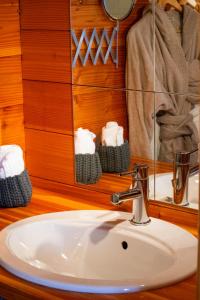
(71, 0, 199, 212)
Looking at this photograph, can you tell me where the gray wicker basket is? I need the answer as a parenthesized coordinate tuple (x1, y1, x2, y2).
(0, 169, 32, 208)
(75, 152, 102, 184)
(98, 140, 130, 173)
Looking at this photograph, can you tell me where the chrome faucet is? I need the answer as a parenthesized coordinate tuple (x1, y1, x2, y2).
(172, 149, 199, 206)
(111, 164, 151, 225)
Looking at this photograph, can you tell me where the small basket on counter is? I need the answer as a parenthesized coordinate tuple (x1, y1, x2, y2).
(97, 140, 130, 173)
(0, 169, 32, 208)
(75, 152, 102, 184)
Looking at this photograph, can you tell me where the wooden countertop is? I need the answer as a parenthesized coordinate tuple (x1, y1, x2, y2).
(0, 187, 197, 300)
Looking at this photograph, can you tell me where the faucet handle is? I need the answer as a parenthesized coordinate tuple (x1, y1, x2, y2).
(133, 164, 149, 180)
(119, 164, 149, 188)
(119, 169, 137, 188)
(120, 164, 149, 178)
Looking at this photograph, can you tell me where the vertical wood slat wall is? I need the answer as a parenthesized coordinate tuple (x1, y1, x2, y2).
(0, 0, 25, 149)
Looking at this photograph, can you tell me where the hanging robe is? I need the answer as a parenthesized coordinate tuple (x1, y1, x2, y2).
(126, 4, 200, 163)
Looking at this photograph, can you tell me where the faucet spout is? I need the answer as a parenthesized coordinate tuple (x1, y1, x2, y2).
(172, 149, 199, 206)
(111, 164, 151, 226)
(111, 188, 141, 205)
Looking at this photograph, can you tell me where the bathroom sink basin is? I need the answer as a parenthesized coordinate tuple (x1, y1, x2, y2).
(0, 210, 197, 294)
(149, 173, 199, 209)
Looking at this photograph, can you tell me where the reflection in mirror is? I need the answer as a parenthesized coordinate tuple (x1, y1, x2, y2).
(149, 167, 199, 210)
(152, 93, 199, 210)
(102, 0, 136, 21)
(154, 94, 199, 163)
(151, 2, 200, 210)
(73, 86, 129, 189)
(72, 0, 199, 212)
(126, 2, 200, 164)
(73, 86, 155, 192)
(155, 0, 200, 95)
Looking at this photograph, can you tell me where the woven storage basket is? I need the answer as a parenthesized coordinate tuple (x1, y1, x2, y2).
(0, 169, 32, 208)
(98, 140, 130, 173)
(75, 152, 102, 184)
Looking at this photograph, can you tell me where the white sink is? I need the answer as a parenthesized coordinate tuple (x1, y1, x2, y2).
(0, 210, 197, 294)
(149, 173, 199, 209)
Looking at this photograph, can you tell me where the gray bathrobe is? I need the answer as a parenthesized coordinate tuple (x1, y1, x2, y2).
(126, 4, 200, 162)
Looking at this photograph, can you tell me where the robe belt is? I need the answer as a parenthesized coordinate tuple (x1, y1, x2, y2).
(157, 113, 195, 141)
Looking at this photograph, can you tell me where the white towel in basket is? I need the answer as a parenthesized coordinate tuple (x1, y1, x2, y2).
(0, 145, 25, 179)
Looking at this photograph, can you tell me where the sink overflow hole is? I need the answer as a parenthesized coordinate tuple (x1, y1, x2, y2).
(121, 241, 128, 250)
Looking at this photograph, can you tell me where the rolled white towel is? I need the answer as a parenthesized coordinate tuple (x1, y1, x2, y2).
(75, 128, 96, 155)
(102, 122, 124, 146)
(116, 126, 124, 146)
(0, 145, 25, 179)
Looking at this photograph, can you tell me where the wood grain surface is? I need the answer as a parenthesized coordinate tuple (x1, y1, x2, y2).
(0, 0, 25, 150)
(0, 0, 21, 58)
(25, 129, 75, 185)
(73, 85, 128, 136)
(21, 30, 71, 83)
(0, 104, 25, 149)
(20, 0, 70, 30)
(20, 0, 73, 186)
(0, 56, 23, 108)
(24, 80, 73, 134)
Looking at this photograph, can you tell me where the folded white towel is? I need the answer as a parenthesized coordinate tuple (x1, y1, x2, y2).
(102, 122, 124, 147)
(75, 128, 96, 155)
(0, 145, 25, 179)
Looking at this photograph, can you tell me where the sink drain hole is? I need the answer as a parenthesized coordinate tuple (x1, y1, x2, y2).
(121, 241, 128, 250)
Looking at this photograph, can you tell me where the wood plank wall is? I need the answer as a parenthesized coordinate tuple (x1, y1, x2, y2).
(0, 0, 25, 149)
(20, 0, 74, 185)
(72, 0, 148, 137)
(20, 0, 148, 191)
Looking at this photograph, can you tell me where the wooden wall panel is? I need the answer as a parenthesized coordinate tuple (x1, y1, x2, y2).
(0, 0, 21, 58)
(25, 129, 74, 185)
(71, 0, 147, 30)
(0, 105, 25, 149)
(72, 47, 126, 88)
(20, 0, 70, 30)
(0, 56, 23, 108)
(0, 0, 25, 152)
(71, 0, 148, 88)
(21, 30, 71, 83)
(21, 1, 74, 188)
(24, 80, 73, 134)
(73, 85, 128, 137)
